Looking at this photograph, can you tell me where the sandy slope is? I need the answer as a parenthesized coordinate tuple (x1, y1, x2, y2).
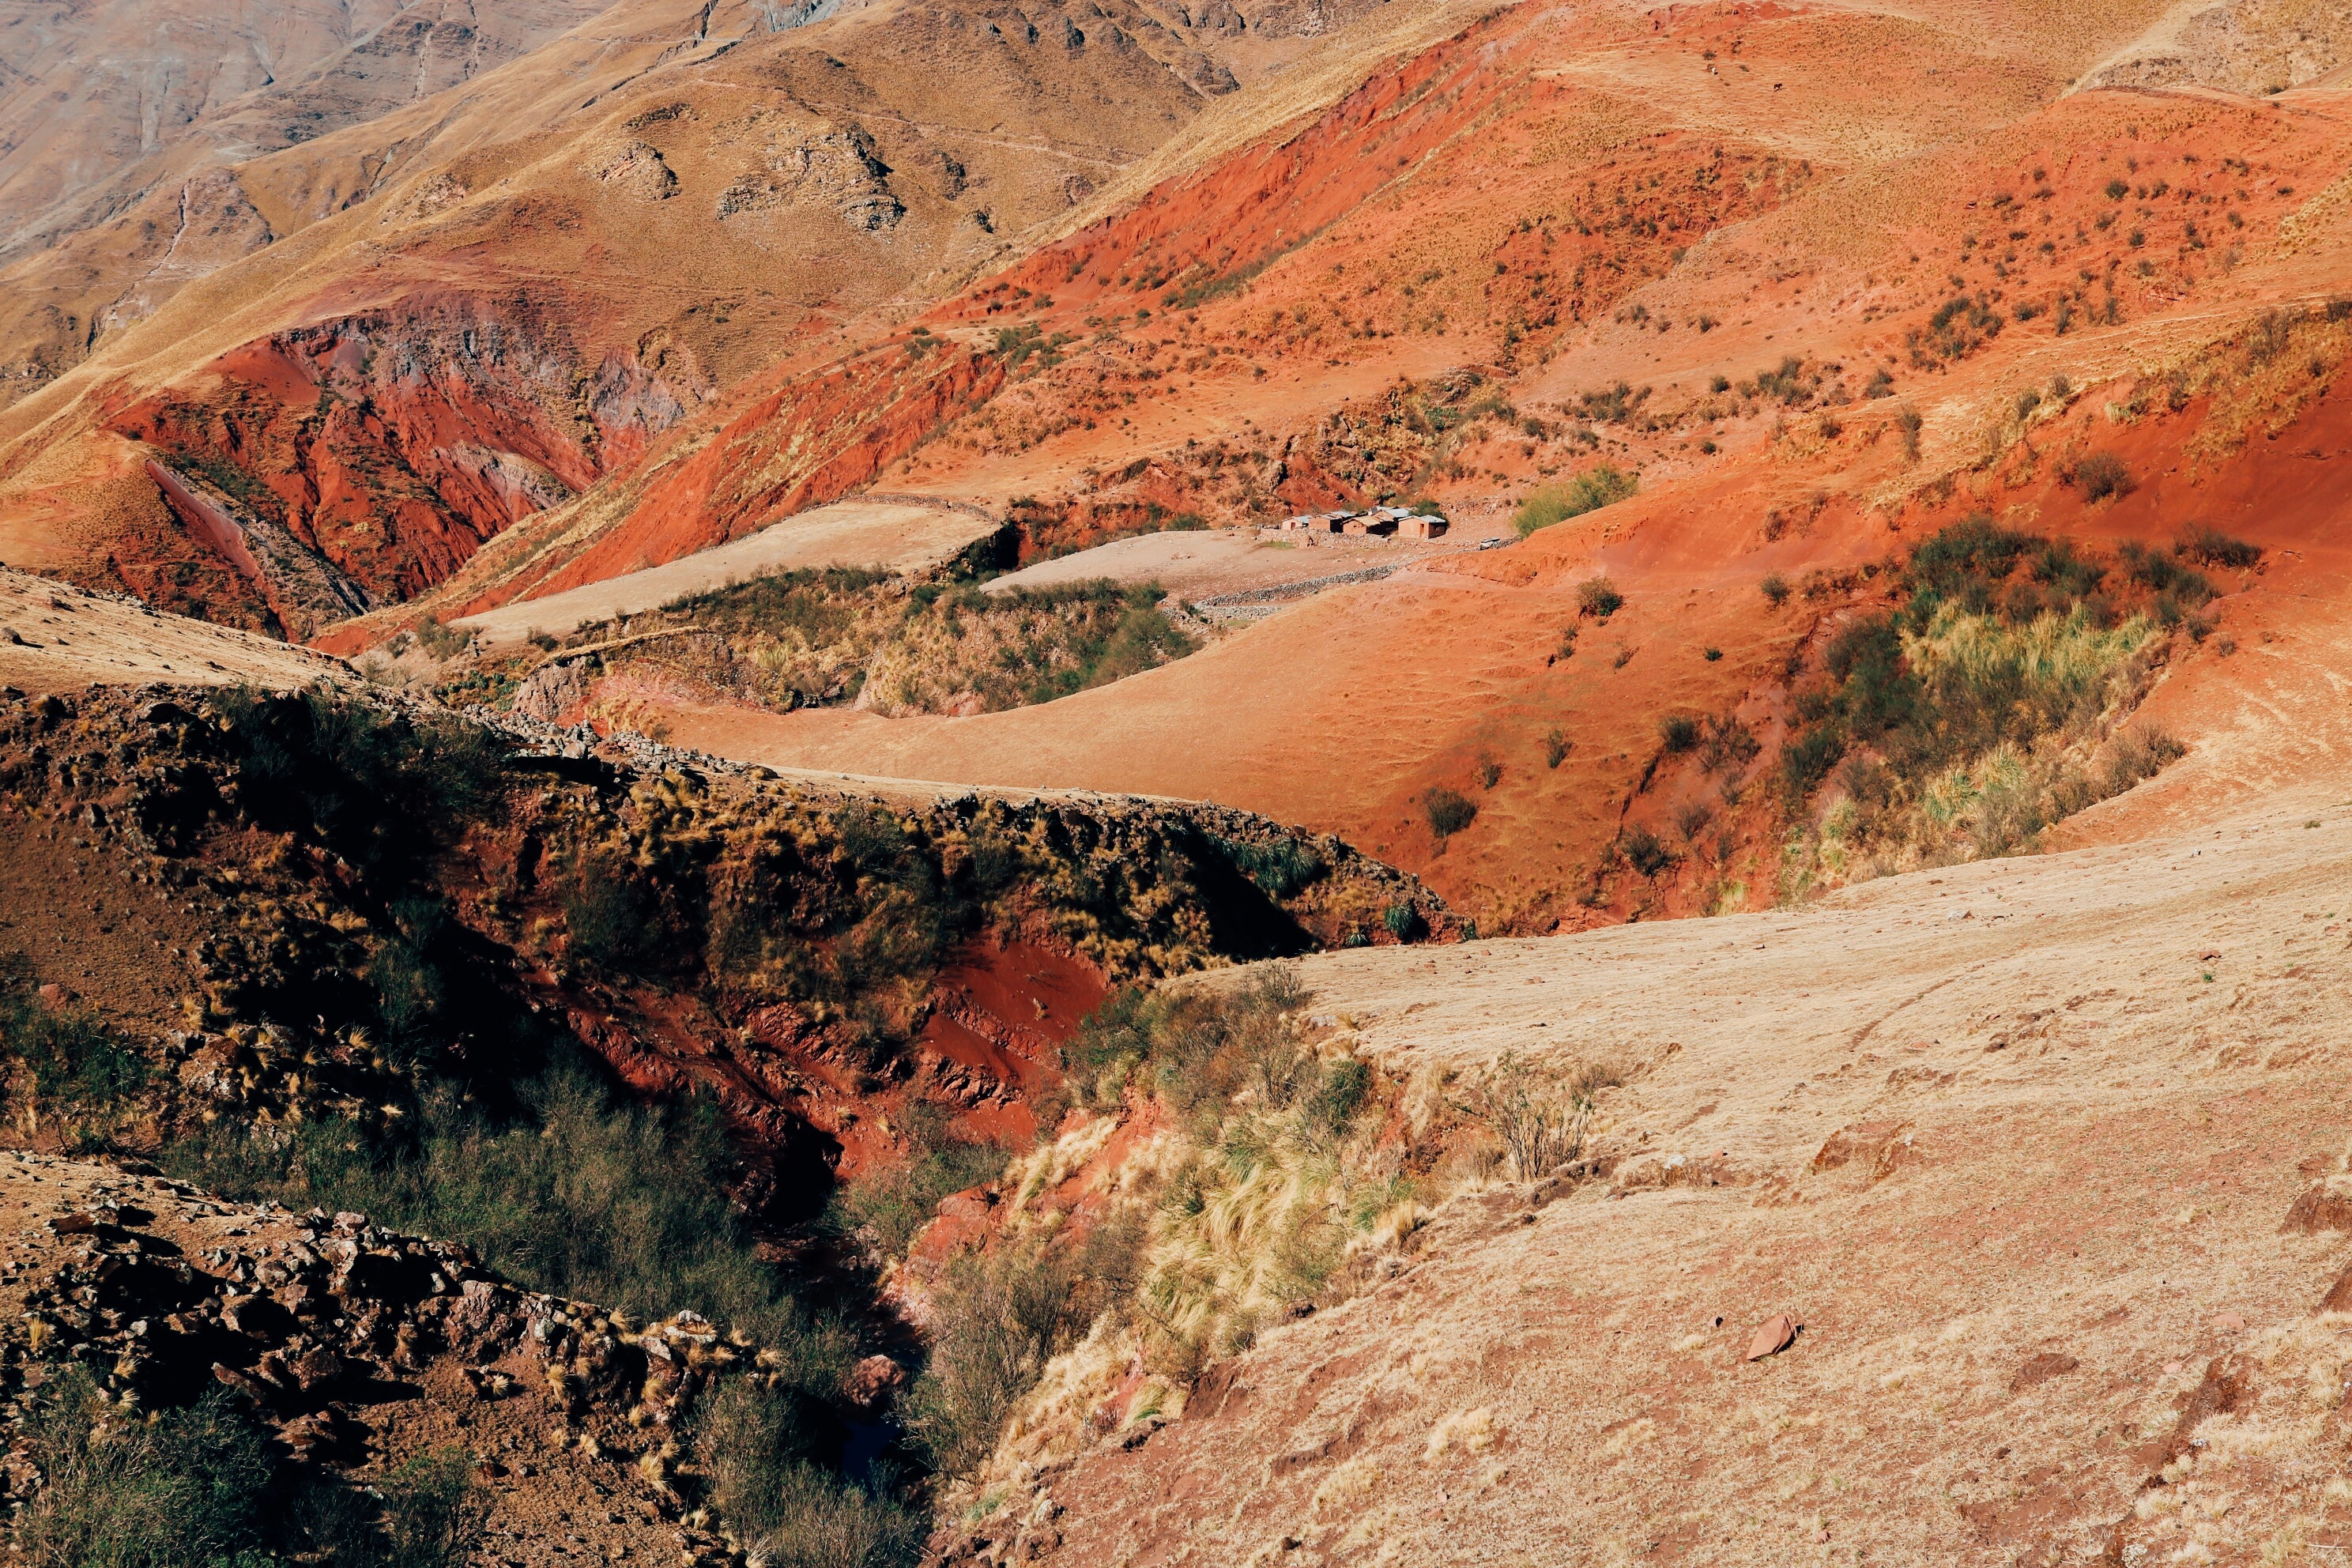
(1021, 793, 2352, 1566)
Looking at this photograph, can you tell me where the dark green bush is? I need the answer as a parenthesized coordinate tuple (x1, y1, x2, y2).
(692, 1382, 919, 1568)
(206, 688, 507, 876)
(1576, 576, 1625, 618)
(168, 1067, 850, 1375)
(1381, 903, 1424, 941)
(1781, 726, 1847, 799)
(12, 1367, 481, 1568)
(1619, 827, 1676, 878)
(1423, 787, 1478, 841)
(1658, 713, 1700, 753)
(2177, 527, 2262, 570)
(1212, 835, 1327, 899)
(0, 956, 147, 1120)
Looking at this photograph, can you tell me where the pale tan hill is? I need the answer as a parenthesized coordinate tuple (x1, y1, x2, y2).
(0, 567, 352, 693)
(989, 792, 2352, 1566)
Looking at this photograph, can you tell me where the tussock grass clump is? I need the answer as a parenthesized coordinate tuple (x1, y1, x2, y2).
(1513, 464, 1637, 537)
(924, 970, 1468, 1488)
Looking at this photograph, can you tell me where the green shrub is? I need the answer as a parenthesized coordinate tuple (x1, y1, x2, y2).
(11, 1368, 482, 1568)
(1305, 1057, 1371, 1137)
(205, 688, 508, 876)
(13, 1371, 279, 1567)
(1544, 729, 1570, 769)
(1423, 787, 1478, 841)
(1760, 573, 1790, 608)
(1700, 712, 1760, 775)
(1381, 903, 1424, 941)
(1781, 725, 1847, 799)
(0, 956, 147, 1120)
(692, 1383, 920, 1568)
(906, 1225, 1138, 1476)
(415, 619, 470, 661)
(1658, 714, 1700, 753)
(168, 1067, 851, 1374)
(1513, 464, 1637, 537)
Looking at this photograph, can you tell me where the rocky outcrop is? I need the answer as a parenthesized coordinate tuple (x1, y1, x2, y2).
(0, 1153, 785, 1566)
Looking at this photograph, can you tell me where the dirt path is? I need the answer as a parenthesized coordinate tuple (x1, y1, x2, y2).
(982, 524, 1504, 601)
(450, 499, 1001, 646)
(1040, 795, 2352, 1564)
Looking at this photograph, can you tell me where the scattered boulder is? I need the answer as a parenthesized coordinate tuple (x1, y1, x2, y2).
(1811, 1121, 1919, 1183)
(2280, 1182, 2352, 1234)
(2010, 1351, 2079, 1392)
(1744, 1314, 1800, 1361)
(2320, 1259, 2352, 1311)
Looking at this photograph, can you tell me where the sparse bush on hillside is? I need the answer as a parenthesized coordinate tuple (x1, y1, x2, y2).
(1619, 826, 1677, 878)
(1423, 786, 1478, 842)
(1513, 464, 1637, 537)
(2177, 527, 2262, 570)
(1544, 728, 1570, 768)
(1458, 1053, 1619, 1182)
(1577, 576, 1624, 619)
(2070, 450, 2135, 503)
(1658, 713, 1700, 753)
(1760, 573, 1791, 608)
(1699, 711, 1761, 775)
(416, 618, 471, 661)
(1773, 515, 2196, 883)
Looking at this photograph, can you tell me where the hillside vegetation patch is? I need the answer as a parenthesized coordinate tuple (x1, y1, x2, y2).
(1773, 515, 2214, 883)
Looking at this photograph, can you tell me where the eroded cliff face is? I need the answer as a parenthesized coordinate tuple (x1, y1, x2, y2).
(102, 303, 711, 614)
(0, 682, 1449, 1207)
